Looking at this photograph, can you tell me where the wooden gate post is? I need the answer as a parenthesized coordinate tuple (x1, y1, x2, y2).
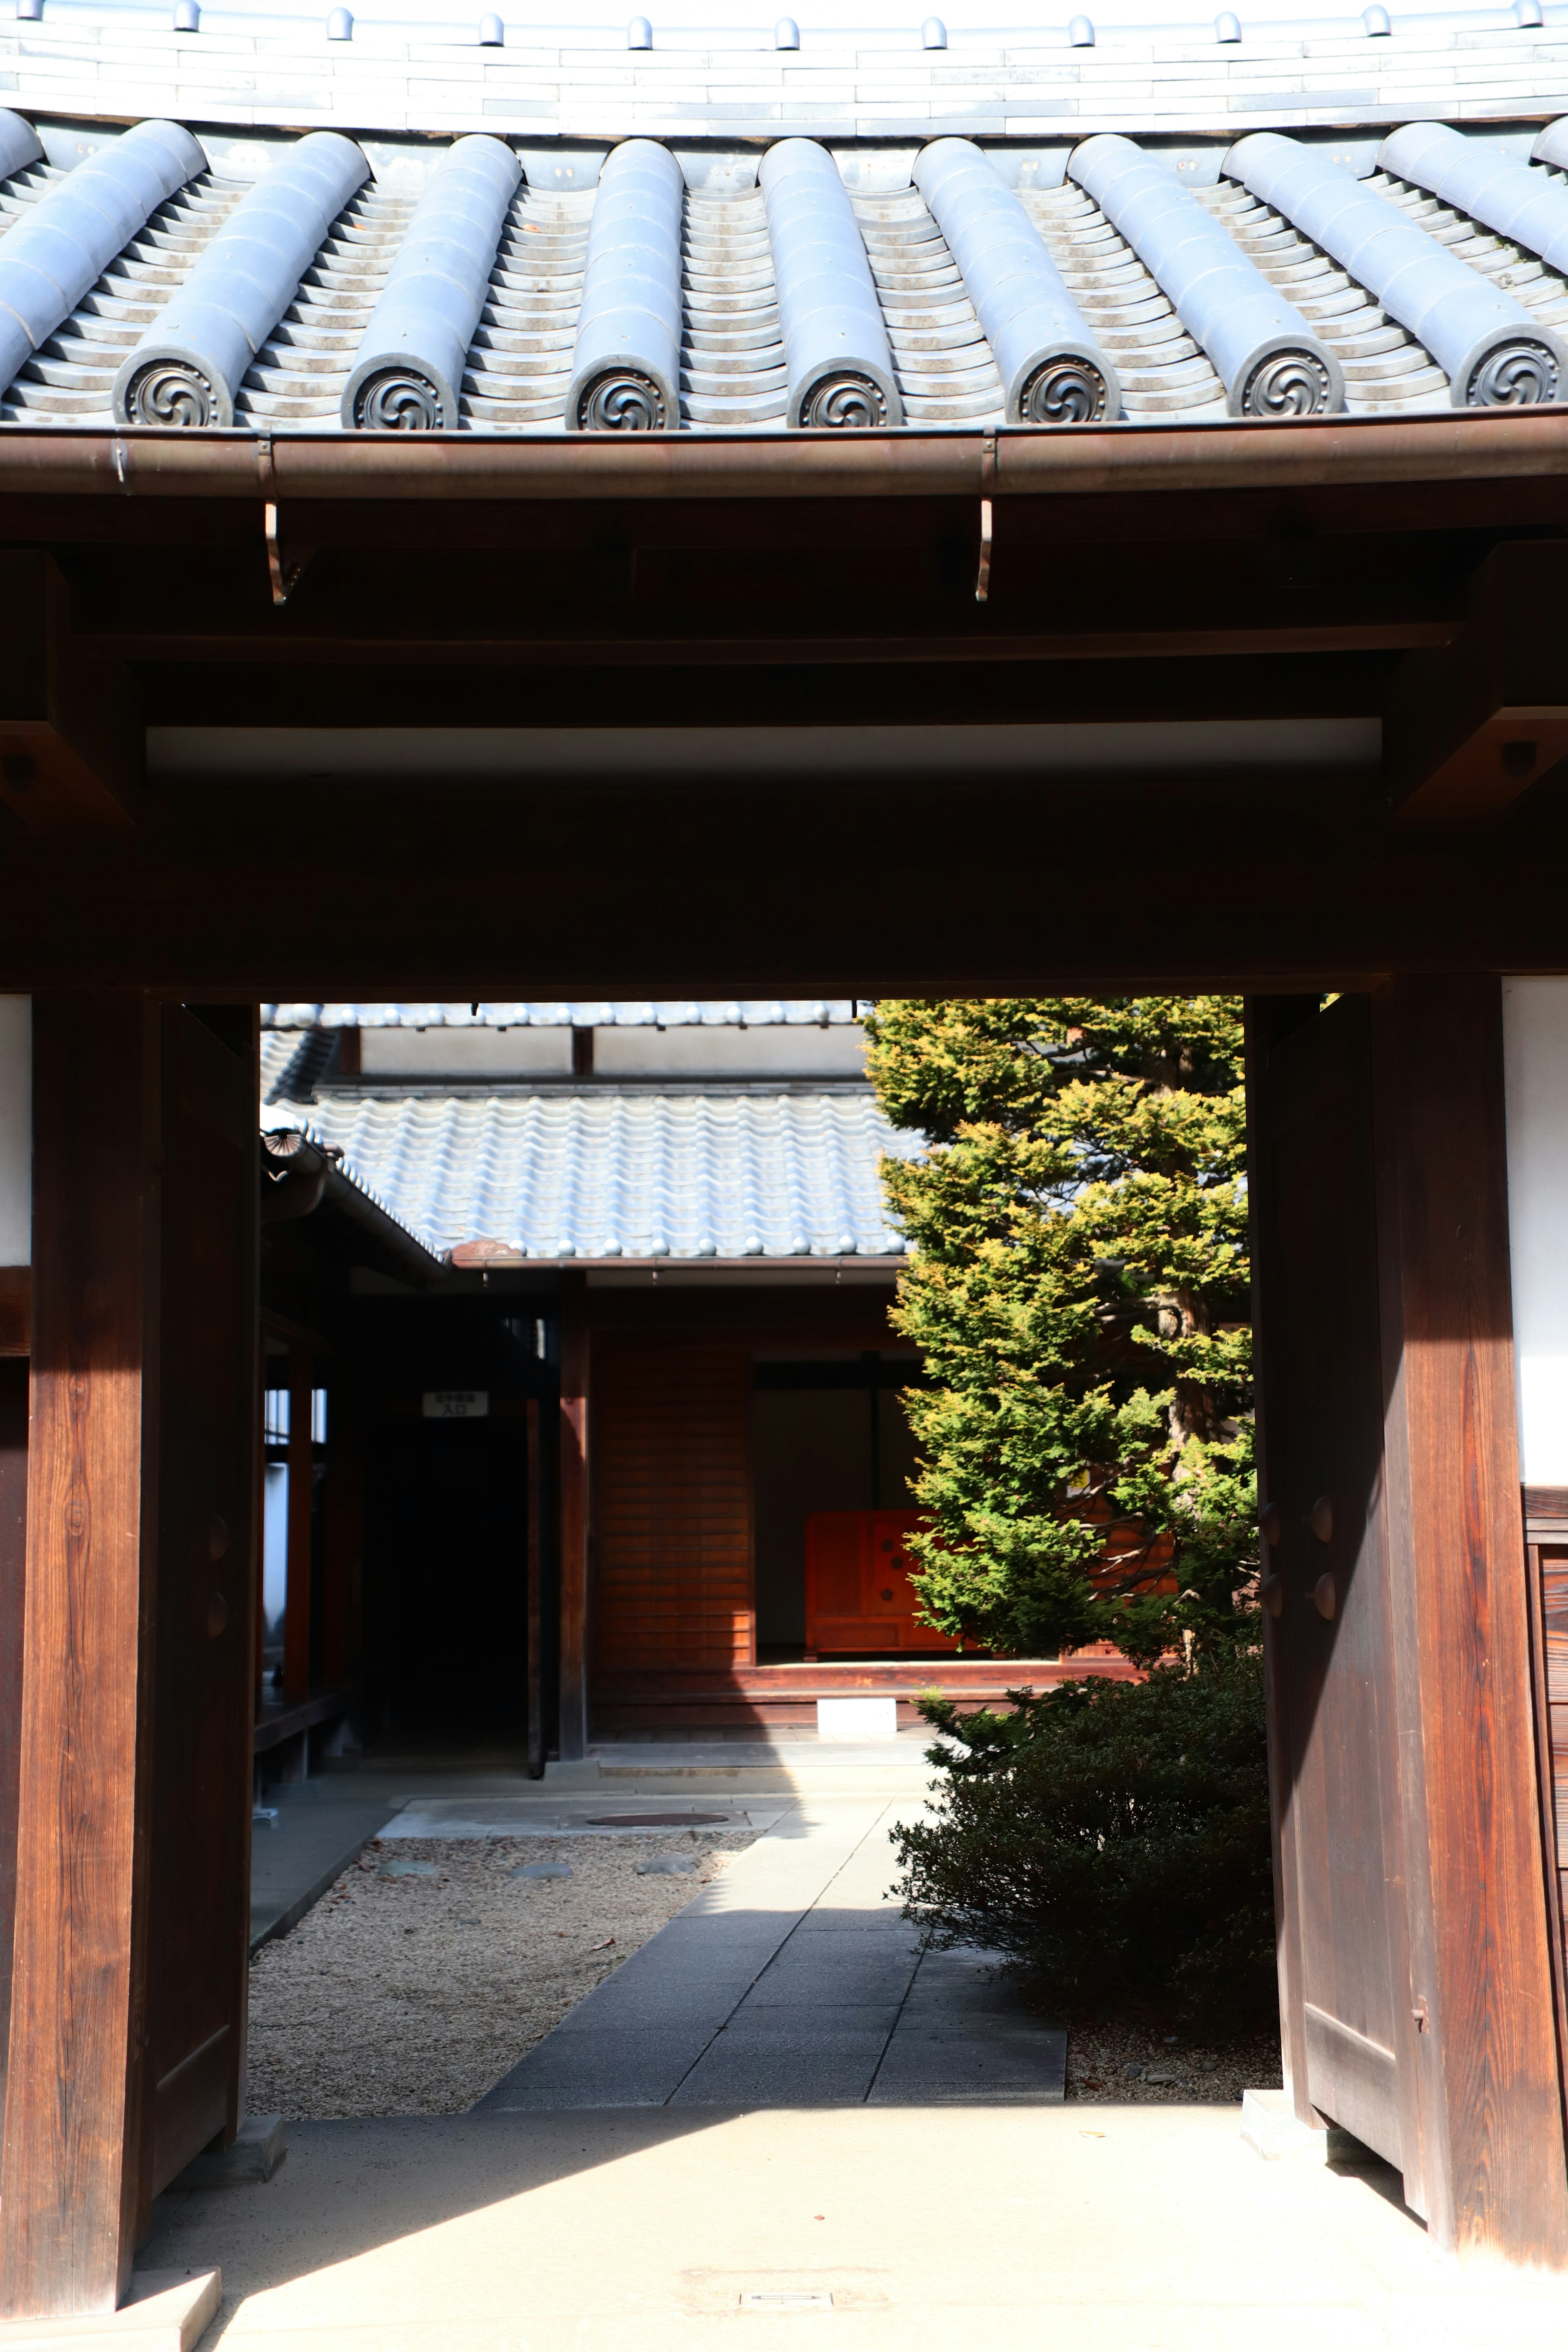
(1373, 973, 1568, 2267)
(1, 994, 161, 2318)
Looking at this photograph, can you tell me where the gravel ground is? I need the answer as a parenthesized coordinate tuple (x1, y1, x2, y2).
(245, 1829, 757, 2120)
(1065, 2018, 1283, 2105)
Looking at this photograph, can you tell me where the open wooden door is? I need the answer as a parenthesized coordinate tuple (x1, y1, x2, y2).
(139, 1005, 259, 2220)
(1251, 982, 1568, 2264)
(1250, 995, 1428, 2207)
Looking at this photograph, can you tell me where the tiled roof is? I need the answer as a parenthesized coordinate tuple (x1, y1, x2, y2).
(261, 1000, 865, 1026)
(262, 1085, 919, 1263)
(2, 87, 1568, 430)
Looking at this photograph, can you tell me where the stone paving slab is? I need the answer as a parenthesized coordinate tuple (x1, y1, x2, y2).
(477, 1793, 1065, 2111)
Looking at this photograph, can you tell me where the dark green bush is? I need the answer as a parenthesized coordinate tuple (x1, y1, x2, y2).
(893, 1645, 1276, 2032)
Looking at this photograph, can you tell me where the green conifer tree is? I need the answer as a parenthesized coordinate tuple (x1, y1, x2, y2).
(867, 998, 1257, 1665)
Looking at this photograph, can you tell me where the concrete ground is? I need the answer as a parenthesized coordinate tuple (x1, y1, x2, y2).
(143, 2105, 1568, 2352)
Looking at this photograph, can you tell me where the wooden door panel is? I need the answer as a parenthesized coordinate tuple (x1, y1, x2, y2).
(593, 1341, 754, 1675)
(1303, 2005, 1401, 2158)
(143, 1008, 257, 2207)
(1255, 996, 1417, 2189)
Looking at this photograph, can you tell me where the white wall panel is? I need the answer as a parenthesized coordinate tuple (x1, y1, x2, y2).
(0, 995, 29, 1266)
(1503, 976, 1568, 1482)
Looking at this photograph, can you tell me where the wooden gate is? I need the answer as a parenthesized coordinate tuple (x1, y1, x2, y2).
(1250, 982, 1568, 2261)
(0, 997, 258, 2316)
(1250, 994, 1426, 2202)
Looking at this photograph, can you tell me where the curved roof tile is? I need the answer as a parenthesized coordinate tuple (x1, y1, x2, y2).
(2, 73, 1568, 432)
(263, 1085, 920, 1262)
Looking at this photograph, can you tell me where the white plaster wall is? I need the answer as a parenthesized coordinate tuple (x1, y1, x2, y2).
(361, 1029, 572, 1077)
(1503, 978, 1568, 1482)
(0, 995, 30, 1266)
(596, 1025, 868, 1078)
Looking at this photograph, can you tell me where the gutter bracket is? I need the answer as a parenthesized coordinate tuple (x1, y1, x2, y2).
(256, 434, 314, 608)
(976, 433, 996, 604)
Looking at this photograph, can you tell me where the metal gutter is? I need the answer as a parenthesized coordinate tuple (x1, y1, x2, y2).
(2, 410, 1568, 501)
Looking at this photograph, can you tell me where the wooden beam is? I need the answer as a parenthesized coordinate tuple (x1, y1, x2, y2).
(1373, 974, 1568, 2265)
(0, 555, 143, 831)
(558, 1275, 589, 1766)
(283, 1348, 314, 1701)
(0, 1356, 27, 2178)
(1385, 543, 1568, 824)
(1, 994, 160, 2319)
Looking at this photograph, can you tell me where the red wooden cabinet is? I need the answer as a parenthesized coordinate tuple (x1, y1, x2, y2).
(803, 1509, 960, 1659)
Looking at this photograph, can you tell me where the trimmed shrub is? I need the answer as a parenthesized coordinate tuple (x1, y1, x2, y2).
(894, 1646, 1275, 2031)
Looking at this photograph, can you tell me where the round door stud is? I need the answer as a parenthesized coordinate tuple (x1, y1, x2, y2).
(1260, 1574, 1284, 1618)
(1310, 1494, 1334, 1544)
(1312, 1572, 1336, 1621)
(1260, 1501, 1281, 1546)
(207, 1589, 229, 1638)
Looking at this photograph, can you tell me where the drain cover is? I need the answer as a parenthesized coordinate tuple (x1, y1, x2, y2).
(586, 1811, 731, 1828)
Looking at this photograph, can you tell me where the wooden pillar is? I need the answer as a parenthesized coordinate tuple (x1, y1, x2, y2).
(283, 1346, 314, 1699)
(321, 1372, 361, 1693)
(526, 1399, 545, 1780)
(1, 994, 160, 2319)
(558, 1274, 589, 1763)
(1372, 973, 1568, 2266)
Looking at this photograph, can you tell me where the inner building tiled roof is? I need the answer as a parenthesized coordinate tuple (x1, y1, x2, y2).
(7, 6, 1568, 432)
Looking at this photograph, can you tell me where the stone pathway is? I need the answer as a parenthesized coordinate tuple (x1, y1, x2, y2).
(477, 1795, 1065, 2109)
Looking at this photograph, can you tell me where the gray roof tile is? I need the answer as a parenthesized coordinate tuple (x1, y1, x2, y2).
(263, 1084, 917, 1265)
(1, 23, 1566, 434)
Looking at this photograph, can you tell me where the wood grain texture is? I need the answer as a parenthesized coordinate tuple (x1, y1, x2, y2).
(557, 1275, 588, 1766)
(1373, 974, 1568, 2268)
(0, 1355, 27, 2177)
(1, 994, 159, 2319)
(591, 1338, 755, 1679)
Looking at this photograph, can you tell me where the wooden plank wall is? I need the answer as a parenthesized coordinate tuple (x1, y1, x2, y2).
(592, 1336, 755, 1677)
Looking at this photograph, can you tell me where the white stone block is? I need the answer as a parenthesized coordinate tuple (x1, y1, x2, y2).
(0, 2271, 220, 2352)
(817, 1696, 898, 1740)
